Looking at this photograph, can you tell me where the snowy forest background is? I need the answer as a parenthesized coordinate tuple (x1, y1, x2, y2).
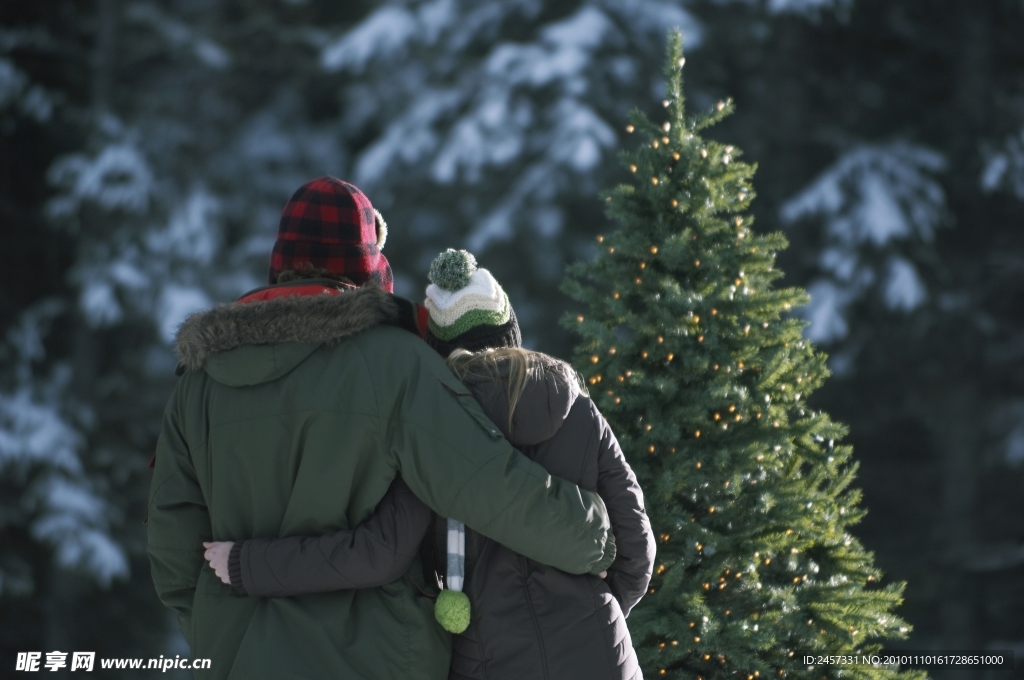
(2, 0, 1023, 677)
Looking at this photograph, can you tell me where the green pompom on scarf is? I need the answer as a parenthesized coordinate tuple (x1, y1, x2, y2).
(434, 589, 471, 634)
(436, 517, 470, 634)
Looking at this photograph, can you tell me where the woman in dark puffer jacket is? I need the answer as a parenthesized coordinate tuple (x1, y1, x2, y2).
(203, 250, 656, 680)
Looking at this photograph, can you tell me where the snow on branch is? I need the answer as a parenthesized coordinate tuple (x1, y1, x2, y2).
(29, 474, 130, 587)
(981, 128, 1024, 200)
(780, 142, 946, 343)
(0, 57, 54, 122)
(0, 303, 129, 592)
(322, 5, 420, 73)
(47, 142, 154, 217)
(709, 0, 850, 15)
(781, 142, 946, 245)
(125, 2, 231, 69)
(598, 0, 701, 46)
(317, 0, 703, 286)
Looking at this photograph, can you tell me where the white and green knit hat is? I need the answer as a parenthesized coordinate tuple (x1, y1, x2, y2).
(423, 249, 521, 356)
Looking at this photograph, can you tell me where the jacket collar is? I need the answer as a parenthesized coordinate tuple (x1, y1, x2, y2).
(235, 278, 356, 303)
(174, 282, 423, 373)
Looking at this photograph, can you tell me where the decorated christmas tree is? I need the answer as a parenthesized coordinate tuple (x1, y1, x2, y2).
(562, 32, 923, 680)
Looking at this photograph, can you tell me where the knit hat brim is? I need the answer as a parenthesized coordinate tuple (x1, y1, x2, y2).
(425, 305, 521, 357)
(426, 291, 510, 341)
(270, 241, 392, 290)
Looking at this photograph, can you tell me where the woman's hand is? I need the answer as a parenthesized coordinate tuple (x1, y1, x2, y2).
(203, 541, 235, 585)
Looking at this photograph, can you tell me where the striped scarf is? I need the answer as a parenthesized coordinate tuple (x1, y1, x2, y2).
(446, 518, 465, 592)
(434, 518, 472, 634)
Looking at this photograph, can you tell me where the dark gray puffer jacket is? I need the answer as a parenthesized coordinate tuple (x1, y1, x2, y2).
(227, 355, 654, 680)
(444, 357, 654, 680)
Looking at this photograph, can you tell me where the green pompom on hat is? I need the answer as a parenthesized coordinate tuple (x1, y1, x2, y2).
(429, 249, 478, 291)
(424, 249, 521, 356)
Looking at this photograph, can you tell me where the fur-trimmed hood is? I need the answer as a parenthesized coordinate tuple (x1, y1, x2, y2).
(173, 284, 400, 373)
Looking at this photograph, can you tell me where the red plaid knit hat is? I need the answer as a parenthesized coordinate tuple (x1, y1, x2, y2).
(268, 177, 393, 292)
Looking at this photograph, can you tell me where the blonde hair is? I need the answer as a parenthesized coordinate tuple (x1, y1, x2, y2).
(445, 347, 587, 432)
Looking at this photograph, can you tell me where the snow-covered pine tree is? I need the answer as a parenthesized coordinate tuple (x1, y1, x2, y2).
(562, 32, 921, 680)
(4, 0, 363, 663)
(0, 2, 134, 661)
(319, 0, 701, 353)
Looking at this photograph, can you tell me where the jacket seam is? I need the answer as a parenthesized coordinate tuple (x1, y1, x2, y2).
(147, 436, 206, 489)
(317, 538, 361, 585)
(315, 529, 407, 586)
(404, 578, 413, 680)
(348, 337, 510, 482)
(590, 574, 618, 676)
(350, 340, 386, 468)
(448, 390, 502, 440)
(147, 544, 204, 554)
(222, 605, 259, 677)
(440, 408, 542, 520)
(207, 407, 377, 431)
(462, 531, 490, 680)
(519, 554, 550, 680)
(376, 413, 524, 520)
(148, 441, 208, 502)
(446, 456, 532, 530)
(264, 543, 289, 594)
(578, 406, 599, 489)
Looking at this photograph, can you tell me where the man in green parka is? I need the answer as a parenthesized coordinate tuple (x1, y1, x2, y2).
(147, 177, 616, 680)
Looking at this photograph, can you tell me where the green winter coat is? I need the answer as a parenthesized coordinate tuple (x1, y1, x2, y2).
(147, 282, 616, 680)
